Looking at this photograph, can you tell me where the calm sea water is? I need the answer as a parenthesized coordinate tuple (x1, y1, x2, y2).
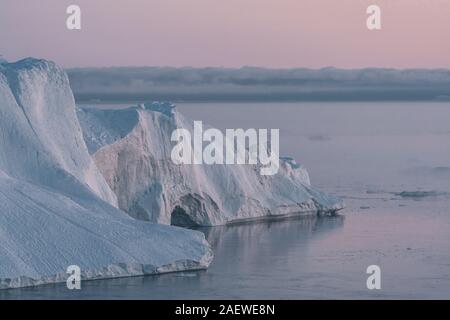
(2, 102, 450, 299)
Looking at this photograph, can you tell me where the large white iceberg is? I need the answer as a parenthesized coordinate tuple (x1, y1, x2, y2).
(0, 59, 212, 289)
(77, 102, 344, 226)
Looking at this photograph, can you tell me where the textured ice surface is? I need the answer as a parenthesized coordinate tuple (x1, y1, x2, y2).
(78, 102, 344, 226)
(0, 58, 117, 205)
(0, 59, 212, 289)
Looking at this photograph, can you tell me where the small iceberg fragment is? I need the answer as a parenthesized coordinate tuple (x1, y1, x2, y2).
(395, 191, 446, 198)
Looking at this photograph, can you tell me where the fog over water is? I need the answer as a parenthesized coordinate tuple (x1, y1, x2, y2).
(68, 68, 450, 102)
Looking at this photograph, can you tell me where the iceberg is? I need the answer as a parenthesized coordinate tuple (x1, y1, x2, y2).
(77, 102, 344, 226)
(0, 59, 212, 289)
(0, 58, 117, 205)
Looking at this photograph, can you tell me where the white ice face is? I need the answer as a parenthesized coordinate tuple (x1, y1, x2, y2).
(78, 102, 343, 227)
(0, 59, 212, 289)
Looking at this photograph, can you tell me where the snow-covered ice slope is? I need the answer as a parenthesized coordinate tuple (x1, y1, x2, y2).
(0, 171, 212, 289)
(0, 59, 212, 289)
(78, 102, 344, 226)
(0, 58, 116, 205)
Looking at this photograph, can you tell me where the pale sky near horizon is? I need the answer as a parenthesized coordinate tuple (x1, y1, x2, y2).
(0, 0, 449, 68)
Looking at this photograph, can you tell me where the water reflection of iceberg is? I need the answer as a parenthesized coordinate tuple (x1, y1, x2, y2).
(197, 216, 345, 272)
(200, 216, 344, 246)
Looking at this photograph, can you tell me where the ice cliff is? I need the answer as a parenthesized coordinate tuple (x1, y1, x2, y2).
(0, 58, 116, 205)
(78, 102, 344, 226)
(0, 59, 212, 289)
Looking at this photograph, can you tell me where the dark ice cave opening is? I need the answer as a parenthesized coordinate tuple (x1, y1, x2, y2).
(170, 206, 199, 228)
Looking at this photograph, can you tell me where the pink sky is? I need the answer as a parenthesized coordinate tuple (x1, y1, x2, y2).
(1, 0, 449, 68)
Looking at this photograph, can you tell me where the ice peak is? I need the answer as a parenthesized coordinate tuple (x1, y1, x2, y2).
(280, 157, 301, 169)
(0, 57, 116, 205)
(137, 101, 176, 117)
(3, 57, 58, 71)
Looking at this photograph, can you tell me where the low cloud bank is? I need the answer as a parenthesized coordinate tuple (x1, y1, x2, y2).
(67, 67, 450, 102)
